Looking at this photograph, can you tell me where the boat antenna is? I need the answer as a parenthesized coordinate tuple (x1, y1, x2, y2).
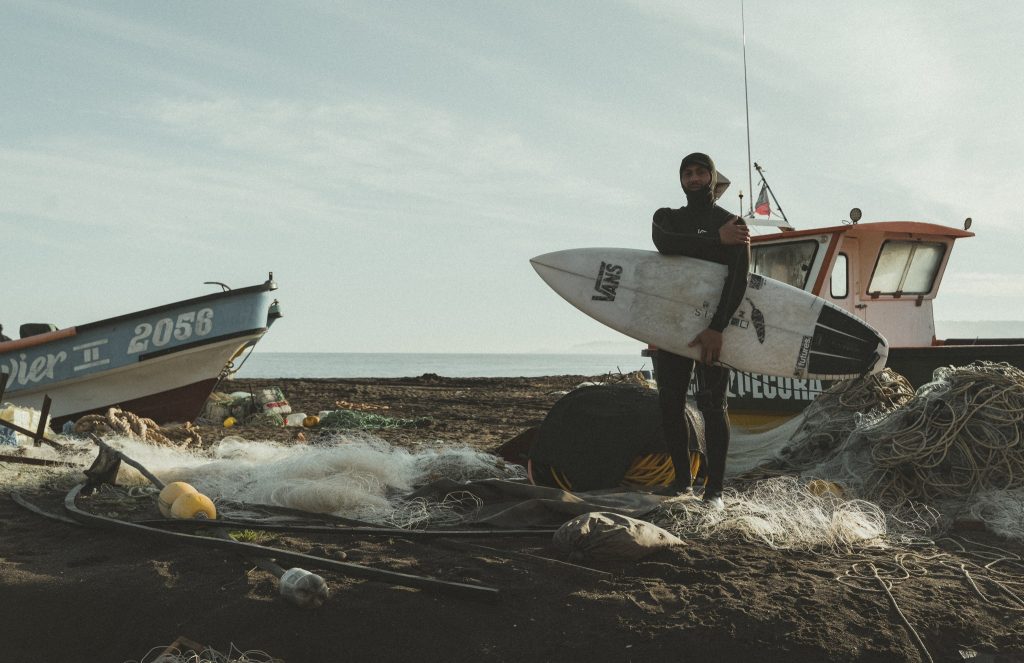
(754, 162, 790, 226)
(742, 0, 754, 217)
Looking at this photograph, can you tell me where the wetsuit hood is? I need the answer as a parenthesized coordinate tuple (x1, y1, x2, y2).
(679, 152, 730, 207)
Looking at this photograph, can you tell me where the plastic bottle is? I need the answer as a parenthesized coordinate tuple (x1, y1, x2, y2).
(279, 568, 330, 608)
(284, 412, 307, 427)
(0, 404, 17, 446)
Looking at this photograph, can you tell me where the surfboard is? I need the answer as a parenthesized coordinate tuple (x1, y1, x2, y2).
(531, 248, 888, 379)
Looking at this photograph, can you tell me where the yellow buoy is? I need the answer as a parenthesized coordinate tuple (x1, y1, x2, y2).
(170, 491, 217, 520)
(807, 479, 845, 498)
(302, 415, 320, 427)
(158, 482, 198, 518)
(223, 416, 237, 428)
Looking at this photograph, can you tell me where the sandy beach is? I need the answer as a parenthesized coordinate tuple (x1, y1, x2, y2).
(2, 374, 1022, 662)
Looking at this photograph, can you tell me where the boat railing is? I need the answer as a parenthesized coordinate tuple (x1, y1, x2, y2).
(941, 337, 1024, 347)
(0, 328, 77, 353)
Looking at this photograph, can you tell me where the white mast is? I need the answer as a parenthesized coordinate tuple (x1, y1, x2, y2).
(742, 0, 754, 218)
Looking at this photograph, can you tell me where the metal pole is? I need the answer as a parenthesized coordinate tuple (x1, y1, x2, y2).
(754, 162, 790, 225)
(742, 0, 754, 217)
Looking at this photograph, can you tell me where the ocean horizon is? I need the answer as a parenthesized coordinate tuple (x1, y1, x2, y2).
(234, 352, 652, 379)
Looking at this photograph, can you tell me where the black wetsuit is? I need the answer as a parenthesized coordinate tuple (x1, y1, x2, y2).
(651, 160, 750, 496)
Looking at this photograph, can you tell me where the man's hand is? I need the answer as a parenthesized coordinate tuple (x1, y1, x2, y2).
(719, 216, 750, 246)
(689, 328, 724, 365)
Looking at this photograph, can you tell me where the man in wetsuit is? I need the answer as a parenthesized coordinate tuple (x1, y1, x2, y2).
(652, 152, 750, 507)
(0, 325, 10, 343)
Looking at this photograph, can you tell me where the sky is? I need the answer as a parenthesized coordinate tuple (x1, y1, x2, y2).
(3, 0, 1023, 353)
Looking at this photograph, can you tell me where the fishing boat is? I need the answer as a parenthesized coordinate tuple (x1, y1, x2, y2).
(0, 274, 281, 426)
(709, 213, 1024, 428)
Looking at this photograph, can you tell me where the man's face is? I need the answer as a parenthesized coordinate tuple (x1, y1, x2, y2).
(681, 165, 712, 192)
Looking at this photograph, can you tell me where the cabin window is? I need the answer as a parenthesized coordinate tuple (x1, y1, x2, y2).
(830, 253, 848, 298)
(868, 240, 946, 296)
(751, 240, 819, 289)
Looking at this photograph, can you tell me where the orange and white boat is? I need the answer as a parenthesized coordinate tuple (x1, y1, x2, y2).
(714, 215, 1023, 428)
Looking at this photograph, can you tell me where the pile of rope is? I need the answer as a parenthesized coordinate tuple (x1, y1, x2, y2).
(774, 368, 915, 470)
(73, 407, 202, 448)
(813, 362, 1024, 506)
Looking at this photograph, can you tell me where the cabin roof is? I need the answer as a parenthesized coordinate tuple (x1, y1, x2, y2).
(753, 221, 975, 242)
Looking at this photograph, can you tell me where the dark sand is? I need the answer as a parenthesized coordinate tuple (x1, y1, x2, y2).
(1, 375, 1021, 662)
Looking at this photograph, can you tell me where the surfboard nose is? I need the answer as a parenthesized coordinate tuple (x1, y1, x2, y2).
(529, 250, 569, 270)
(529, 252, 562, 287)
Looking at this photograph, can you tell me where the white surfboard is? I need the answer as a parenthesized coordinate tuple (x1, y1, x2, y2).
(532, 248, 888, 379)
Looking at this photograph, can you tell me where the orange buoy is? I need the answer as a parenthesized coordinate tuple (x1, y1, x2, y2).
(158, 482, 198, 518)
(170, 491, 217, 520)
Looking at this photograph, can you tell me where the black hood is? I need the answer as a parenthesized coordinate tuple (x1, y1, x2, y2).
(679, 152, 730, 207)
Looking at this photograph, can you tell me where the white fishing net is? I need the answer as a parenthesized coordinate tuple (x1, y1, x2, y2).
(650, 476, 937, 553)
(967, 488, 1024, 542)
(104, 433, 524, 526)
(5, 432, 522, 527)
(129, 642, 282, 663)
(754, 362, 1024, 543)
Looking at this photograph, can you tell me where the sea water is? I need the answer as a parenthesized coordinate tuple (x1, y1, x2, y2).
(234, 352, 651, 379)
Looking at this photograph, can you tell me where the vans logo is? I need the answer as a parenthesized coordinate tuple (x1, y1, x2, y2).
(591, 261, 623, 301)
(795, 335, 812, 372)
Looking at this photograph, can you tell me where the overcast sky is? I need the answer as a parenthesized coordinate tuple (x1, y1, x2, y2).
(3, 1, 1022, 353)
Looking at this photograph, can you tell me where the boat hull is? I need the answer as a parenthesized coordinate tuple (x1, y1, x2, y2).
(1, 279, 278, 426)
(689, 342, 1024, 429)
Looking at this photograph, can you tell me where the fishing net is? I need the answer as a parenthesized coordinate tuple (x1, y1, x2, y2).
(383, 491, 485, 529)
(650, 476, 938, 553)
(773, 368, 915, 470)
(100, 433, 523, 525)
(318, 409, 431, 430)
(809, 362, 1024, 508)
(967, 488, 1024, 542)
(131, 642, 281, 663)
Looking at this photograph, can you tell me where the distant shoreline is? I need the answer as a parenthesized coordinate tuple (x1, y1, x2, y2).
(234, 351, 652, 380)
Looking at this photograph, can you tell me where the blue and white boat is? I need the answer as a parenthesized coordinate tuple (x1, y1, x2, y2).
(0, 274, 281, 426)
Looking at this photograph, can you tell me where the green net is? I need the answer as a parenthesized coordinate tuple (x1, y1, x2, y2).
(319, 409, 431, 430)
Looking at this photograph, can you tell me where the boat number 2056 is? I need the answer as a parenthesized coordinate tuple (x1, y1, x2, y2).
(127, 308, 214, 354)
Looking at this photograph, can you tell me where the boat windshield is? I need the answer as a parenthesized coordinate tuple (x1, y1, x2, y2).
(868, 240, 946, 295)
(751, 240, 819, 289)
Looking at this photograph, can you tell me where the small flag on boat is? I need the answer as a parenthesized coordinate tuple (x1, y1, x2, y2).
(755, 183, 771, 217)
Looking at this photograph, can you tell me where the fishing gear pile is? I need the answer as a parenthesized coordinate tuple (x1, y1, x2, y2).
(812, 362, 1024, 508)
(773, 368, 915, 470)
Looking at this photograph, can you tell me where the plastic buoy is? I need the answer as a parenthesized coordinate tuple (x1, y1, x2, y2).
(170, 491, 217, 520)
(223, 417, 237, 428)
(807, 479, 844, 498)
(302, 415, 320, 427)
(158, 482, 198, 518)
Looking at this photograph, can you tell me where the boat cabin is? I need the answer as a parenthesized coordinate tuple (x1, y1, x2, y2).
(750, 221, 974, 348)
